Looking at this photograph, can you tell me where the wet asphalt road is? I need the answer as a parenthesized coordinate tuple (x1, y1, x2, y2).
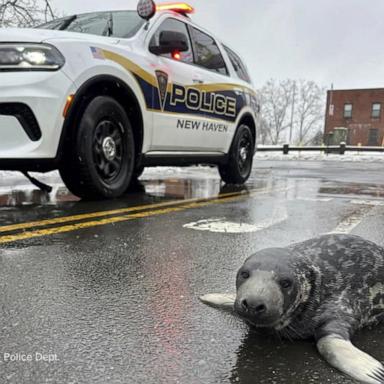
(1, 160, 384, 384)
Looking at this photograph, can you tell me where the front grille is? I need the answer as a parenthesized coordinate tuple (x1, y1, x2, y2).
(0, 103, 42, 141)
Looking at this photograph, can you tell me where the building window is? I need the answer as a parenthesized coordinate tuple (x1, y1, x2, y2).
(368, 128, 379, 146)
(372, 103, 381, 118)
(344, 103, 353, 118)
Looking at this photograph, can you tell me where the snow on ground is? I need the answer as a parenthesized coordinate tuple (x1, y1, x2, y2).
(255, 150, 384, 162)
(0, 151, 383, 188)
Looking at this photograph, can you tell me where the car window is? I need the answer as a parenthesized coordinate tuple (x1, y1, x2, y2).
(189, 27, 228, 75)
(224, 45, 251, 83)
(59, 12, 111, 36)
(111, 11, 145, 38)
(149, 18, 194, 64)
(38, 11, 144, 38)
(38, 18, 69, 30)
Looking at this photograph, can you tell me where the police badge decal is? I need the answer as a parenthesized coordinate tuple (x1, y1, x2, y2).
(156, 70, 169, 111)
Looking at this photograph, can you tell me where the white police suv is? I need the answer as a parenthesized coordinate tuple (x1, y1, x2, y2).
(0, 0, 259, 198)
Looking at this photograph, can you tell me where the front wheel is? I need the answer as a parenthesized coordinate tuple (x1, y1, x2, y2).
(219, 124, 254, 185)
(132, 165, 145, 180)
(59, 96, 135, 199)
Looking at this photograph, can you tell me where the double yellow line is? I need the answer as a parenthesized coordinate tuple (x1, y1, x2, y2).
(0, 187, 282, 245)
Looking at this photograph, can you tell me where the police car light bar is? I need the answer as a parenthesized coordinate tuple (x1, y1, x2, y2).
(156, 2, 195, 14)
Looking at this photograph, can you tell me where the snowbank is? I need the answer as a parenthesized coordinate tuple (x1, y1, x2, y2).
(254, 150, 384, 162)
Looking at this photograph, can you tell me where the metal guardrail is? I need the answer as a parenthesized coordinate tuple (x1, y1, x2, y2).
(257, 144, 384, 155)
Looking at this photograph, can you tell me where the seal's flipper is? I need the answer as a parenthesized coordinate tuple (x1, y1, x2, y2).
(199, 293, 236, 311)
(317, 335, 384, 384)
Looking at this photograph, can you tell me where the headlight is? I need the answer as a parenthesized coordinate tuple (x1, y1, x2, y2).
(0, 44, 65, 71)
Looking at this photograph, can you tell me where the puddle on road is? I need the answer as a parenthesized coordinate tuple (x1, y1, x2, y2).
(0, 185, 80, 207)
(0, 172, 267, 208)
(319, 181, 384, 199)
(231, 330, 318, 384)
(142, 178, 259, 200)
(143, 178, 222, 199)
(1, 168, 383, 211)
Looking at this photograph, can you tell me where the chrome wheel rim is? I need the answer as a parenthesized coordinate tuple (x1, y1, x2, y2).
(93, 120, 124, 183)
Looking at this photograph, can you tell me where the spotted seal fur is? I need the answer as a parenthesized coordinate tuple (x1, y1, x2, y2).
(200, 234, 384, 384)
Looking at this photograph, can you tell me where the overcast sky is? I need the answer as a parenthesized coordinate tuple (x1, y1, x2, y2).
(51, 0, 384, 90)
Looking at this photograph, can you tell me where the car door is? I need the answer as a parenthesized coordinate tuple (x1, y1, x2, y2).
(187, 25, 238, 152)
(148, 17, 207, 152)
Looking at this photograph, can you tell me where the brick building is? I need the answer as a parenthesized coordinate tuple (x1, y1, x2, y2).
(324, 88, 384, 146)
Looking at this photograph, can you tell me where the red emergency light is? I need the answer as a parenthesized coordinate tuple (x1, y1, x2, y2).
(156, 2, 195, 14)
(172, 51, 181, 60)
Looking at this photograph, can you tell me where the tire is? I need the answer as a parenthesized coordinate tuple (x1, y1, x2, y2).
(125, 165, 145, 193)
(219, 124, 254, 185)
(132, 165, 145, 180)
(59, 96, 135, 199)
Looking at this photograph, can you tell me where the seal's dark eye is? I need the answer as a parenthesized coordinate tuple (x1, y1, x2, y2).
(280, 279, 293, 289)
(241, 271, 250, 279)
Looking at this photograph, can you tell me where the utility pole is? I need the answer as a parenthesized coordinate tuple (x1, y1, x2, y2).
(325, 83, 334, 150)
(289, 81, 296, 144)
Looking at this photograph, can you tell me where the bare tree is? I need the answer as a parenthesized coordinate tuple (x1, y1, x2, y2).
(293, 80, 326, 145)
(259, 79, 294, 145)
(257, 117, 270, 145)
(309, 129, 324, 146)
(0, 0, 56, 28)
(258, 79, 326, 145)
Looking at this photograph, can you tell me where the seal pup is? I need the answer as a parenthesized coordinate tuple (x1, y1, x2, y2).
(200, 234, 384, 384)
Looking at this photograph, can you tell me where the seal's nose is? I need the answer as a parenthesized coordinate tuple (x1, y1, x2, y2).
(241, 298, 267, 315)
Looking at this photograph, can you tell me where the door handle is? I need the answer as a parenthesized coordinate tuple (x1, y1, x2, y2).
(192, 79, 204, 84)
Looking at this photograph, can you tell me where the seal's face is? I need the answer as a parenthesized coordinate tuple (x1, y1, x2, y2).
(234, 248, 302, 329)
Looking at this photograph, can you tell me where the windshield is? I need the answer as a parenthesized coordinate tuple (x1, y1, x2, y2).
(38, 11, 145, 38)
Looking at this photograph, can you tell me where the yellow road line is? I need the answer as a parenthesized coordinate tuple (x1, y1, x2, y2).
(0, 187, 287, 244)
(0, 193, 246, 244)
(0, 189, 252, 234)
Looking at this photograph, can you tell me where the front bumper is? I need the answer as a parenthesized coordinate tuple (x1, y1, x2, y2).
(0, 70, 76, 169)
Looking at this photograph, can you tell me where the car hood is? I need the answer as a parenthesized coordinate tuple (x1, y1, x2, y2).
(0, 28, 119, 44)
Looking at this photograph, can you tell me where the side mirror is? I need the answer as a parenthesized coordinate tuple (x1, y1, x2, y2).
(150, 30, 189, 55)
(137, 0, 156, 20)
